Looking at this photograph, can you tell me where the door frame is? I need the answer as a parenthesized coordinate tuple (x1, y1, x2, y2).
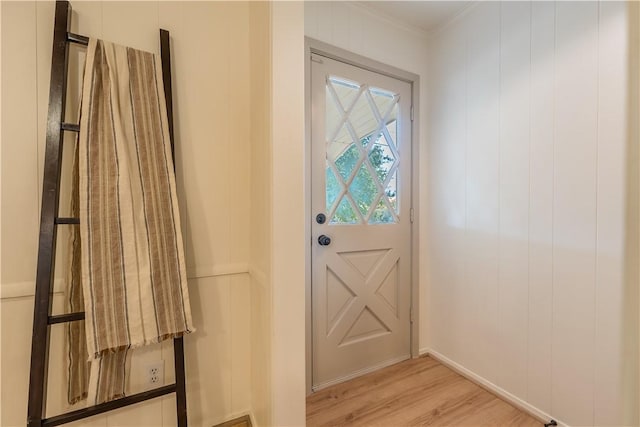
(304, 37, 421, 394)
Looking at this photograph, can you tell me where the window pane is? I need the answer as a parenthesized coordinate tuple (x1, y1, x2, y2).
(324, 75, 400, 225)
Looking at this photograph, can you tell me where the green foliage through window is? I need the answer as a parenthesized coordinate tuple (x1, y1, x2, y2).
(327, 127, 397, 224)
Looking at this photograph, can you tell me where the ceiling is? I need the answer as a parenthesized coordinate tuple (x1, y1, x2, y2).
(358, 1, 473, 33)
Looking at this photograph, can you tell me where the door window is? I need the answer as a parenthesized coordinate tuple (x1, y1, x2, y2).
(325, 76, 400, 225)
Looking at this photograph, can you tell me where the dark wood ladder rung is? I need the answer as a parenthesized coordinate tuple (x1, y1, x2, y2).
(66, 32, 89, 46)
(48, 312, 85, 325)
(61, 123, 80, 132)
(42, 384, 176, 427)
(55, 217, 79, 224)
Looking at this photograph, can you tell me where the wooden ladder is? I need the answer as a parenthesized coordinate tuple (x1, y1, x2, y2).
(26, 2, 187, 426)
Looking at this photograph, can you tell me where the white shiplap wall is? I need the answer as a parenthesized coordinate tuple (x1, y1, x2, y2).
(305, 1, 428, 76)
(427, 1, 639, 426)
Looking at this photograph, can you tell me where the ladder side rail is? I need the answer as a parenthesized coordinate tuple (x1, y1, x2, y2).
(27, 2, 72, 426)
(173, 337, 188, 427)
(160, 28, 189, 427)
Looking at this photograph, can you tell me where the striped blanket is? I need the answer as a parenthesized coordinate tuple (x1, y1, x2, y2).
(68, 38, 194, 405)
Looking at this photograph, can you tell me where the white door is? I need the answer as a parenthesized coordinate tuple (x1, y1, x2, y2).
(311, 54, 413, 390)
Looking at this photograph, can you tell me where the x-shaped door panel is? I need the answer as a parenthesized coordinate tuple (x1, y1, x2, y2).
(324, 248, 400, 348)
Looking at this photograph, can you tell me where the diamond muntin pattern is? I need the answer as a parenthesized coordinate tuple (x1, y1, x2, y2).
(326, 76, 400, 224)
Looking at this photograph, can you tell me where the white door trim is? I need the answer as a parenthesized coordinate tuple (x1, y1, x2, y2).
(304, 37, 421, 395)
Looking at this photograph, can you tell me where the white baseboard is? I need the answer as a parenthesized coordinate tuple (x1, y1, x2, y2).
(247, 411, 257, 427)
(423, 348, 568, 427)
(211, 409, 255, 427)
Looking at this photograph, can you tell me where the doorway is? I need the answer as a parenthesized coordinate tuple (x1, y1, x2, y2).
(307, 41, 419, 391)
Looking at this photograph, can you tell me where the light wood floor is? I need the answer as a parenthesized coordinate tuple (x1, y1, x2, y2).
(307, 356, 541, 426)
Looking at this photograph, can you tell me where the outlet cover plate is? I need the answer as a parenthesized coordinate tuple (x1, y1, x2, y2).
(145, 360, 164, 388)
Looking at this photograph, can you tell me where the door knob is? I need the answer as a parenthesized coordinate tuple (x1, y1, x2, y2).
(318, 235, 331, 246)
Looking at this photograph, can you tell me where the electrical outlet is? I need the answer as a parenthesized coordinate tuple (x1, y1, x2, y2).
(145, 360, 164, 388)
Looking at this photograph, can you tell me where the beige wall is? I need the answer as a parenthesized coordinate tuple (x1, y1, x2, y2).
(427, 1, 639, 426)
(269, 3, 306, 426)
(1, 2, 309, 426)
(1, 2, 258, 426)
(249, 2, 272, 426)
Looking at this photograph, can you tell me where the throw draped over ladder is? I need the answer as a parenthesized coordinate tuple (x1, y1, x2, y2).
(68, 38, 194, 405)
